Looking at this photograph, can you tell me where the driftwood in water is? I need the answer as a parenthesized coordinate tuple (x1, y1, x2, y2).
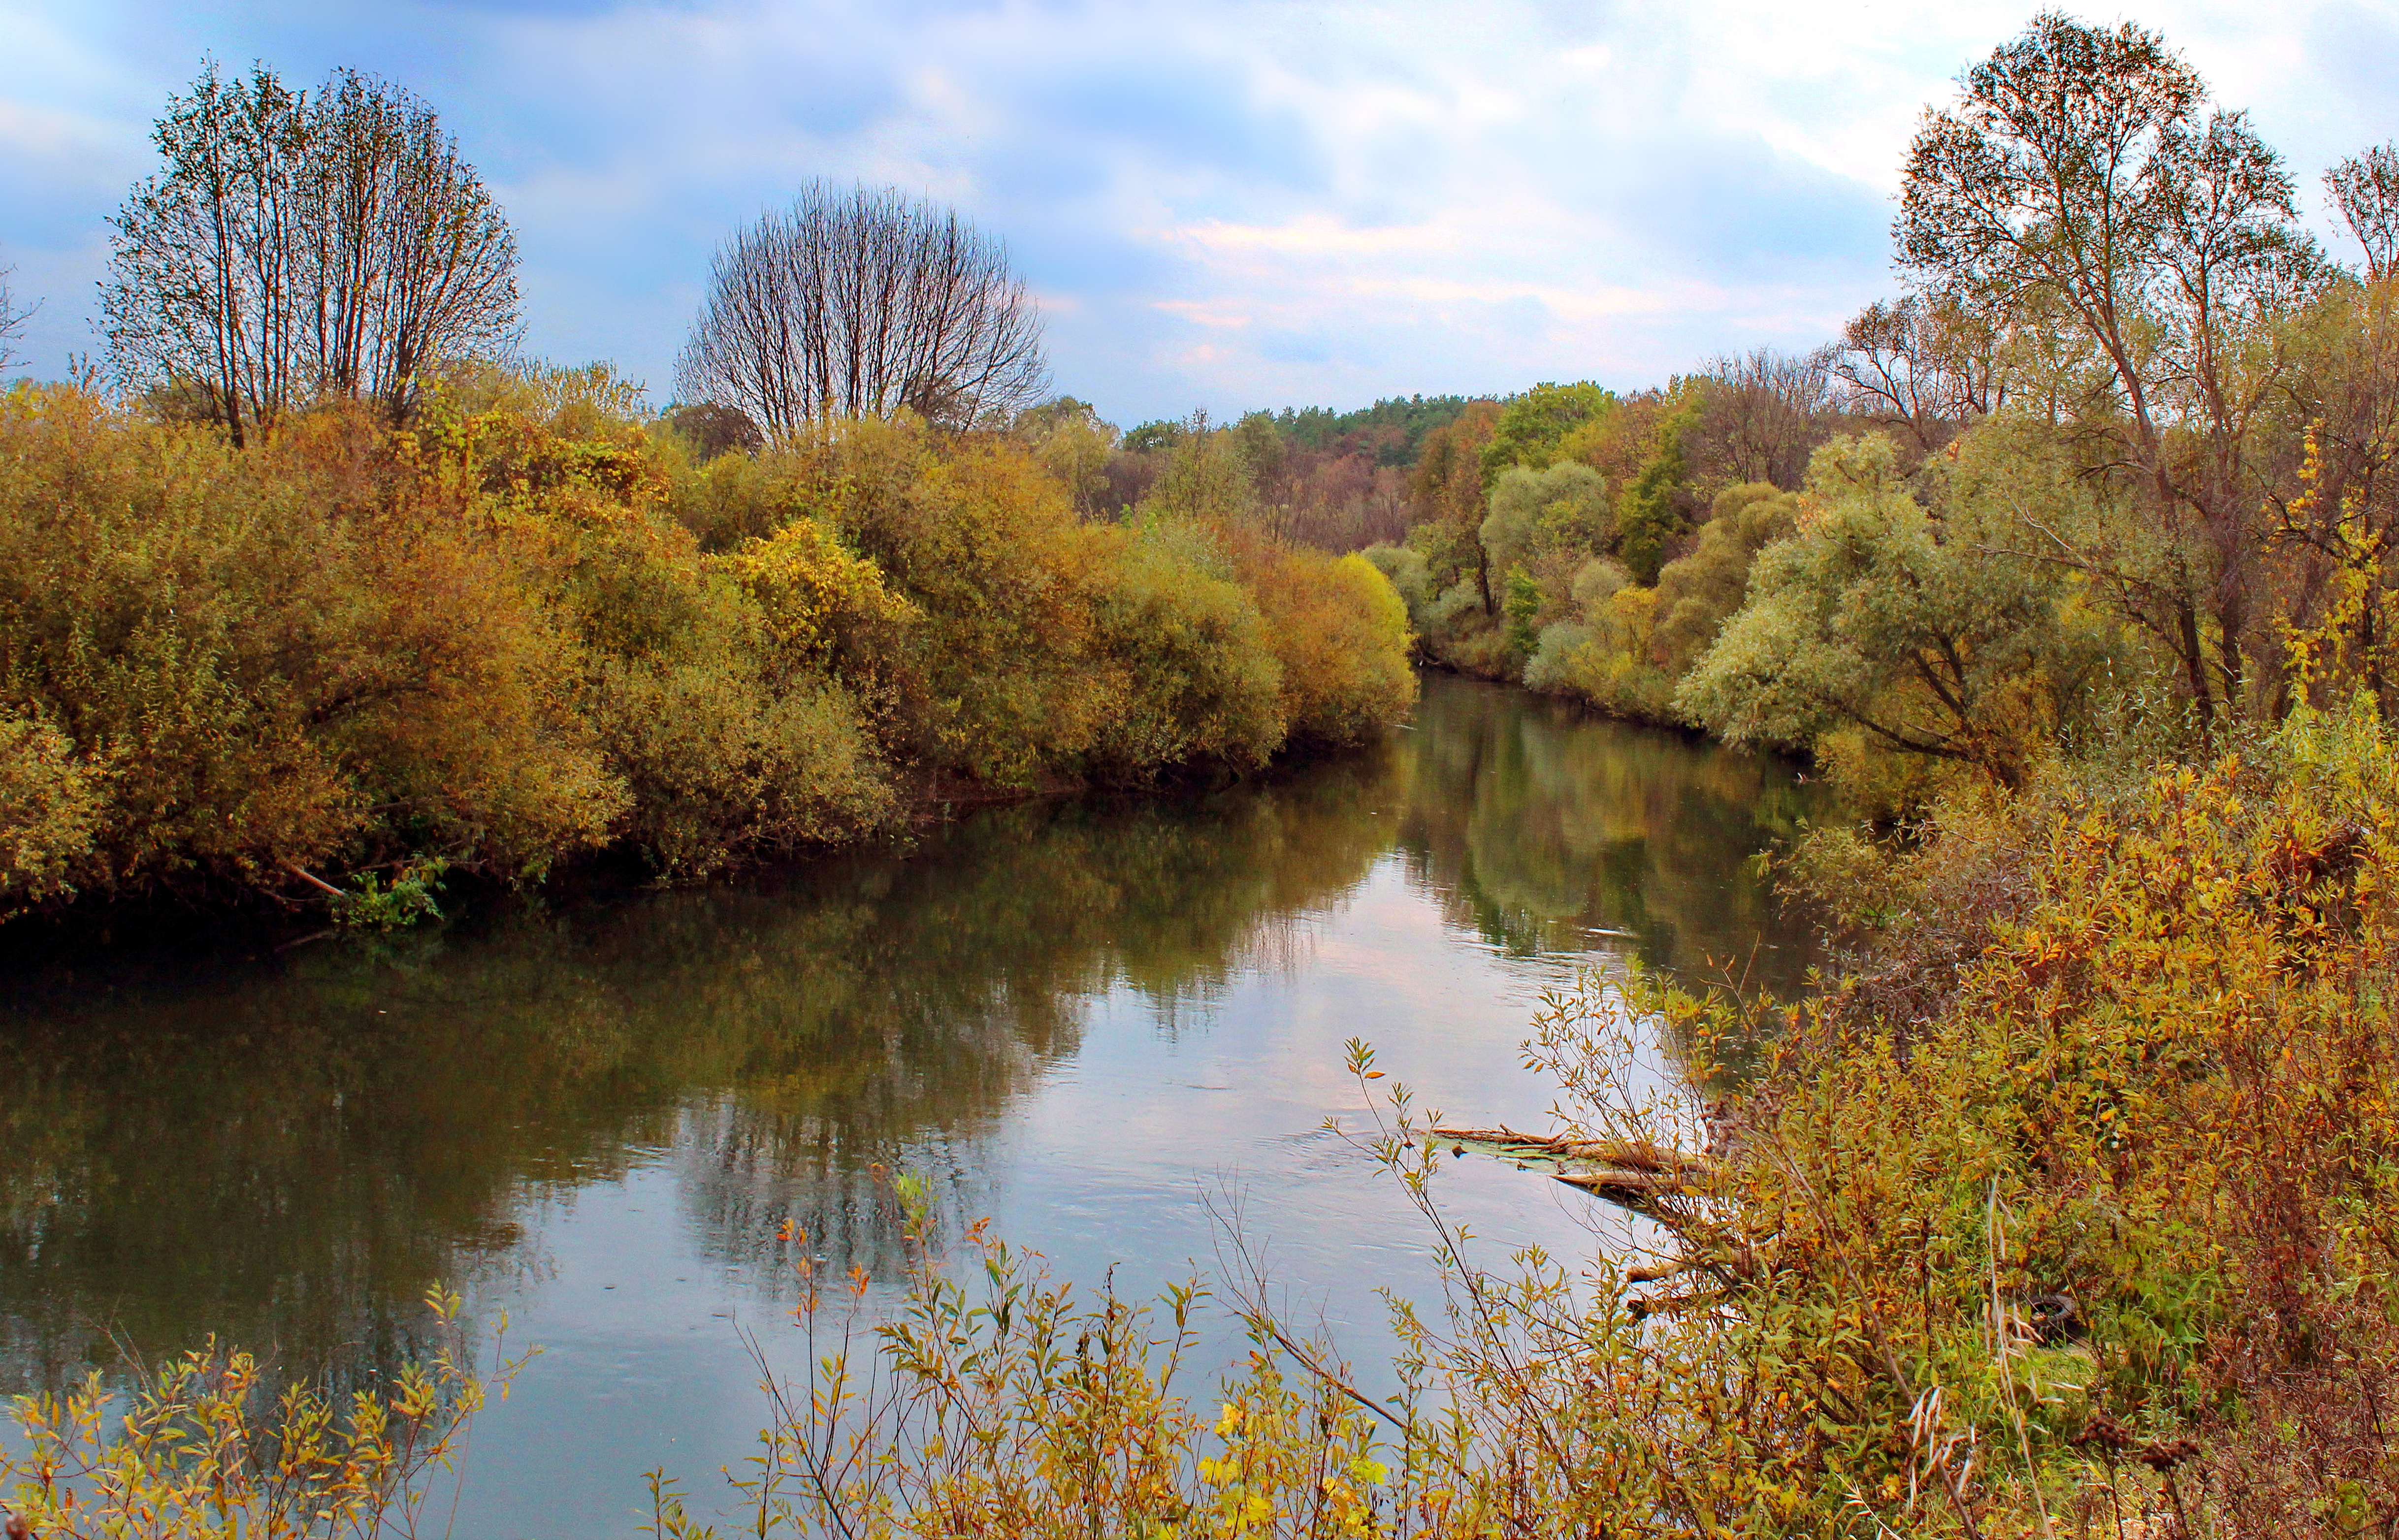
(1435, 1121, 1757, 1317)
(1430, 1124, 1718, 1209)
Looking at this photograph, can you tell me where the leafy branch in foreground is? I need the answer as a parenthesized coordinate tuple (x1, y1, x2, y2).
(0, 1286, 531, 1540)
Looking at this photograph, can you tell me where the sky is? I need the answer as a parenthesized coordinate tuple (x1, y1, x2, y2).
(2, 0, 2396, 426)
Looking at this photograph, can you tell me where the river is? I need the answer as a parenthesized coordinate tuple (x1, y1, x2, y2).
(0, 670, 1826, 1536)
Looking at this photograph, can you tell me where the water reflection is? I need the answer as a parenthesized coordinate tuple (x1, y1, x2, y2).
(0, 754, 1404, 1373)
(0, 672, 1826, 1532)
(1401, 672, 1818, 988)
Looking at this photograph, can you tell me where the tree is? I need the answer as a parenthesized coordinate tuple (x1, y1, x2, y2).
(2327, 144, 2399, 282)
(1678, 437, 2089, 787)
(1832, 293, 2003, 453)
(676, 183, 1048, 439)
(1408, 401, 1502, 613)
(102, 62, 519, 442)
(1480, 462, 1608, 583)
(1013, 397, 1118, 517)
(1615, 404, 1695, 585)
(1897, 12, 2327, 730)
(1478, 381, 1614, 485)
(297, 68, 520, 418)
(0, 259, 32, 373)
(1695, 346, 1838, 488)
(2273, 277, 2399, 717)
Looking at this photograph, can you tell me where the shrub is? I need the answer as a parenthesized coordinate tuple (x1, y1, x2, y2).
(1240, 548, 1417, 747)
(0, 384, 1415, 922)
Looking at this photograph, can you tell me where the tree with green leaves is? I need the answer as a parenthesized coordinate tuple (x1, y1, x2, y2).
(1678, 435, 2101, 788)
(1897, 12, 2326, 731)
(1615, 403, 1694, 585)
(1408, 401, 1502, 614)
(1478, 381, 1615, 485)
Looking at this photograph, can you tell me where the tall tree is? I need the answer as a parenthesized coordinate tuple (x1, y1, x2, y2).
(1897, 12, 2325, 729)
(102, 62, 518, 442)
(676, 183, 1049, 438)
(1408, 401, 1502, 614)
(299, 68, 519, 418)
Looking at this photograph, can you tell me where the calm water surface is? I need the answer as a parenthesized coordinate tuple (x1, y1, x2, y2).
(0, 672, 1825, 1537)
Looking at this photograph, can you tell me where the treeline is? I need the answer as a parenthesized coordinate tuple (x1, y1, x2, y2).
(0, 370, 1413, 923)
(1004, 393, 1480, 552)
(1070, 17, 2399, 821)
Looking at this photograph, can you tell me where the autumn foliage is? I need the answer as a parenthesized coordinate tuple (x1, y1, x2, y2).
(0, 371, 1413, 920)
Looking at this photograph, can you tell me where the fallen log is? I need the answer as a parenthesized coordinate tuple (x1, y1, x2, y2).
(1431, 1124, 1717, 1178)
(1552, 1169, 1705, 1200)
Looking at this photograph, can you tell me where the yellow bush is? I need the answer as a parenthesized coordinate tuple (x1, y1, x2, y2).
(0, 708, 104, 908)
(1085, 530, 1287, 776)
(718, 515, 920, 674)
(1240, 547, 1418, 747)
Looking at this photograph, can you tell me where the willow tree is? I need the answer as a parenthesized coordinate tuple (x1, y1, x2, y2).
(102, 62, 519, 442)
(675, 183, 1049, 439)
(1677, 436, 2100, 789)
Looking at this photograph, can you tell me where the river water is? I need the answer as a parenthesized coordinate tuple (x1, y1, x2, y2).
(0, 671, 1825, 1536)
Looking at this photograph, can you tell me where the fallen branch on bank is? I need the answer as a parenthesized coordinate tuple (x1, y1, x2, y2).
(1433, 1121, 1781, 1318)
(1430, 1123, 1720, 1209)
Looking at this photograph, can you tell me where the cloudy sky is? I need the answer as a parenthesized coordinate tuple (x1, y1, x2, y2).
(3, 0, 2395, 424)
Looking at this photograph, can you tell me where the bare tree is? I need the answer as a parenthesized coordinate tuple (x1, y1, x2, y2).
(1832, 293, 2004, 452)
(677, 183, 1049, 438)
(102, 61, 518, 442)
(1696, 345, 1839, 487)
(0, 258, 34, 373)
(2328, 143, 2399, 282)
(299, 68, 519, 419)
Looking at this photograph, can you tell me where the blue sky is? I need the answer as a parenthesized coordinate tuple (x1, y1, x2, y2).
(4, 0, 2396, 424)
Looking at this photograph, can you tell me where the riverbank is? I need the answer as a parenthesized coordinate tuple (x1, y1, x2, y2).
(0, 372, 1414, 930)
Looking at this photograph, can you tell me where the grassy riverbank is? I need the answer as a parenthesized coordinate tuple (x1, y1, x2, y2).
(0, 370, 1413, 925)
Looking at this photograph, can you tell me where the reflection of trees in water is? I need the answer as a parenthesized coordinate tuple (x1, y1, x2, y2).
(0, 685, 1805, 1394)
(0, 760, 1398, 1389)
(1399, 672, 1827, 994)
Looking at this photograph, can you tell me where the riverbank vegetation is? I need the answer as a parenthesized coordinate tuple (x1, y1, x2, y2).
(0, 372, 1412, 923)
(11, 11, 2399, 1539)
(0, 64, 1413, 927)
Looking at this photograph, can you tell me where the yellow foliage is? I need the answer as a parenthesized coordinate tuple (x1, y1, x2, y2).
(718, 516, 919, 671)
(1240, 547, 1418, 747)
(0, 380, 1417, 919)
